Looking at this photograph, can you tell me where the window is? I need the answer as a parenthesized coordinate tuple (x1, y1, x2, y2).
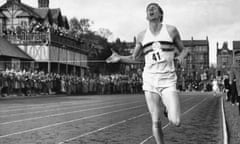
(0, 22, 2, 34)
(20, 21, 27, 27)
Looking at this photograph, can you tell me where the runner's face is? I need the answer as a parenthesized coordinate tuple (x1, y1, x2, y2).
(146, 4, 162, 21)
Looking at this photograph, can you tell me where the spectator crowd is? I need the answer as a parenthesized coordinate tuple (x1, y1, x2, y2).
(0, 69, 143, 97)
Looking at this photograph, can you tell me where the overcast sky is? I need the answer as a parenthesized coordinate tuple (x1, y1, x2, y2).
(1, 0, 240, 65)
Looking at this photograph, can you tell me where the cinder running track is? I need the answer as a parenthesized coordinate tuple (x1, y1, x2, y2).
(0, 92, 223, 144)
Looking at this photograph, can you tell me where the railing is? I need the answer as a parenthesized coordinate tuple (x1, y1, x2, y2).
(4, 32, 89, 53)
(50, 32, 88, 53)
(5, 33, 49, 45)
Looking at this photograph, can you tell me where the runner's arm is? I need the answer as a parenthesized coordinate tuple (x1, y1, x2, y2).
(106, 32, 144, 64)
(171, 26, 189, 63)
(118, 42, 143, 63)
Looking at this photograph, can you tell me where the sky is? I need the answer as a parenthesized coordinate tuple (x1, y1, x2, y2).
(1, 0, 240, 65)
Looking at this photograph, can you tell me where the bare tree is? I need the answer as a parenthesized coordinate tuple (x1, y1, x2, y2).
(96, 28, 113, 41)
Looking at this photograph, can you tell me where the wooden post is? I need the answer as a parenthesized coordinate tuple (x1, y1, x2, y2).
(48, 61, 51, 73)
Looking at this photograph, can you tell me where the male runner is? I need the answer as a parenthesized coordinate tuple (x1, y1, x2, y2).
(106, 3, 188, 144)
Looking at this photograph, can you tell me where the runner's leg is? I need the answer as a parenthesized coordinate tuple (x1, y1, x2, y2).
(145, 91, 165, 144)
(161, 86, 181, 126)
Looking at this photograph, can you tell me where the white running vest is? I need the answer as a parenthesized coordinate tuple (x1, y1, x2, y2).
(141, 24, 176, 74)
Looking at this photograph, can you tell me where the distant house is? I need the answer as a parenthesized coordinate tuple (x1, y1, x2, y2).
(233, 41, 240, 66)
(0, 0, 69, 34)
(216, 42, 233, 76)
(0, 0, 88, 76)
(182, 37, 210, 80)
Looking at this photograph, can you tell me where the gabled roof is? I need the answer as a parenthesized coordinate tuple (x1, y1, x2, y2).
(16, 11, 31, 17)
(62, 16, 69, 29)
(50, 8, 63, 26)
(33, 8, 50, 19)
(0, 1, 41, 18)
(0, 1, 68, 28)
(0, 11, 6, 18)
(0, 37, 33, 60)
(50, 8, 61, 19)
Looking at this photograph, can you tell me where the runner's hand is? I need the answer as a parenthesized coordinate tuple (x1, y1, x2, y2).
(175, 55, 184, 65)
(106, 49, 120, 63)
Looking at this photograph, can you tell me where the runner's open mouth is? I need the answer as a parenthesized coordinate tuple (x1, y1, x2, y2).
(149, 12, 154, 16)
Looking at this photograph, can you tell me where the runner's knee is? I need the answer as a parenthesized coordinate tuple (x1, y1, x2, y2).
(151, 112, 162, 128)
(152, 120, 162, 128)
(151, 111, 161, 121)
(170, 116, 181, 127)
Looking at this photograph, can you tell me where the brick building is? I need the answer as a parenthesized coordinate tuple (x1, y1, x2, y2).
(216, 42, 233, 76)
(177, 37, 210, 90)
(233, 41, 240, 64)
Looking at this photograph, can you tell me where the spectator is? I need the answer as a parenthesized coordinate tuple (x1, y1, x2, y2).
(230, 59, 240, 107)
(224, 74, 231, 101)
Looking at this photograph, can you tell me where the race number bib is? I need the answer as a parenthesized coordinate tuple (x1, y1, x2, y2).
(151, 42, 164, 63)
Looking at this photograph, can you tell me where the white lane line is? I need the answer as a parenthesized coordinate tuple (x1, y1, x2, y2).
(0, 97, 142, 113)
(0, 99, 143, 118)
(0, 102, 92, 113)
(58, 95, 198, 144)
(58, 112, 150, 144)
(0, 101, 143, 125)
(221, 96, 228, 144)
(139, 97, 209, 144)
(0, 104, 146, 139)
(0, 95, 192, 117)
(1, 96, 194, 124)
(0, 96, 105, 110)
(0, 101, 85, 112)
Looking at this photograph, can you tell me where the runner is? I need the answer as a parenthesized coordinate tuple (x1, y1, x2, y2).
(212, 77, 219, 96)
(106, 2, 188, 144)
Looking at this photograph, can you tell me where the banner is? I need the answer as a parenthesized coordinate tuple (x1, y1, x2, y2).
(19, 45, 49, 61)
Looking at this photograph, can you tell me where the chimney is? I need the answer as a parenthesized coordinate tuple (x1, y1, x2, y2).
(38, 0, 49, 8)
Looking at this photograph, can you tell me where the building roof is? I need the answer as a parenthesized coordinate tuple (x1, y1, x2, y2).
(192, 40, 209, 46)
(182, 40, 192, 47)
(217, 48, 232, 55)
(50, 8, 61, 19)
(0, 12, 6, 18)
(233, 41, 240, 50)
(0, 0, 70, 31)
(217, 42, 232, 55)
(33, 8, 50, 19)
(0, 1, 41, 18)
(183, 40, 209, 47)
(0, 37, 33, 60)
(62, 16, 69, 29)
(50, 8, 63, 26)
(16, 11, 31, 17)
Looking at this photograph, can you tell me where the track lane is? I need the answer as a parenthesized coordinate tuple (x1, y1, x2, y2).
(0, 93, 215, 144)
(142, 95, 222, 144)
(69, 94, 209, 144)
